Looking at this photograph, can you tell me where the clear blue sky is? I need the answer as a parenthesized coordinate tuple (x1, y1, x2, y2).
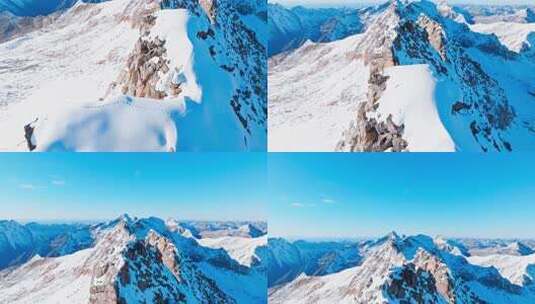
(269, 153, 535, 239)
(0, 153, 266, 221)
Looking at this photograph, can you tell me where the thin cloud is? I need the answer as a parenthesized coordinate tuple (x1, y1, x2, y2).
(19, 183, 45, 190)
(52, 180, 66, 186)
(322, 198, 336, 204)
(291, 202, 305, 208)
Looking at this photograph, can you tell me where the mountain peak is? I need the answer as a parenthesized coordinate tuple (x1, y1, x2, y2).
(387, 231, 401, 241)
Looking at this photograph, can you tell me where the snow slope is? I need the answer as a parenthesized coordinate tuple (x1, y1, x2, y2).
(471, 22, 535, 53)
(0, 249, 95, 303)
(469, 253, 535, 286)
(198, 235, 267, 267)
(268, 35, 368, 152)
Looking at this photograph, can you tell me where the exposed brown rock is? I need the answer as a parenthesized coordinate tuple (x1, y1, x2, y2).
(117, 36, 170, 99)
(417, 15, 447, 61)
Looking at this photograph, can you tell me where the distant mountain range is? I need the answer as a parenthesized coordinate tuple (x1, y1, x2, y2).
(268, 232, 535, 303)
(0, 215, 267, 303)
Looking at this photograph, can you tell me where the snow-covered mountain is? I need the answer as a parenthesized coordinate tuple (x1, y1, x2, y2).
(0, 220, 93, 269)
(176, 220, 267, 239)
(0, 215, 267, 303)
(269, 232, 535, 304)
(268, 4, 369, 57)
(269, 0, 535, 152)
(458, 5, 535, 24)
(0, 0, 267, 151)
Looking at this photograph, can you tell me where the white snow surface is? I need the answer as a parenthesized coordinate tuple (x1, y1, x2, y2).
(372, 64, 455, 152)
(268, 35, 368, 152)
(470, 22, 535, 53)
(0, 249, 94, 304)
(198, 235, 267, 267)
(468, 253, 535, 286)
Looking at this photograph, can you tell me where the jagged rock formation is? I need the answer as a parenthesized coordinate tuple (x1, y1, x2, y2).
(337, 2, 408, 152)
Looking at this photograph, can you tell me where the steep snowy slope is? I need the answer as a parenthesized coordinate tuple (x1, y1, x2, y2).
(270, 233, 535, 304)
(0, 215, 267, 303)
(370, 64, 455, 151)
(269, 0, 535, 152)
(269, 35, 369, 151)
(0, 0, 266, 151)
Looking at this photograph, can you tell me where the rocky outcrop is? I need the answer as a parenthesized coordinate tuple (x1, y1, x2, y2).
(337, 46, 408, 152)
(113, 11, 186, 101)
(336, 1, 408, 152)
(199, 0, 216, 23)
(116, 35, 171, 99)
(146, 231, 183, 281)
(417, 15, 447, 61)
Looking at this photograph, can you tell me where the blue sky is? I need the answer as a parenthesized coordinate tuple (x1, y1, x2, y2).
(0, 153, 266, 221)
(269, 153, 535, 239)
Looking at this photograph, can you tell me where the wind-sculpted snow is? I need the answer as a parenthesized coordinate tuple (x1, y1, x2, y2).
(0, 215, 267, 303)
(0, 0, 267, 151)
(269, 232, 535, 304)
(269, 0, 535, 152)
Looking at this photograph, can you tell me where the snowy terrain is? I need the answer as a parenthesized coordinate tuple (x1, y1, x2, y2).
(268, 0, 535, 152)
(0, 0, 267, 151)
(0, 215, 267, 303)
(269, 233, 535, 304)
